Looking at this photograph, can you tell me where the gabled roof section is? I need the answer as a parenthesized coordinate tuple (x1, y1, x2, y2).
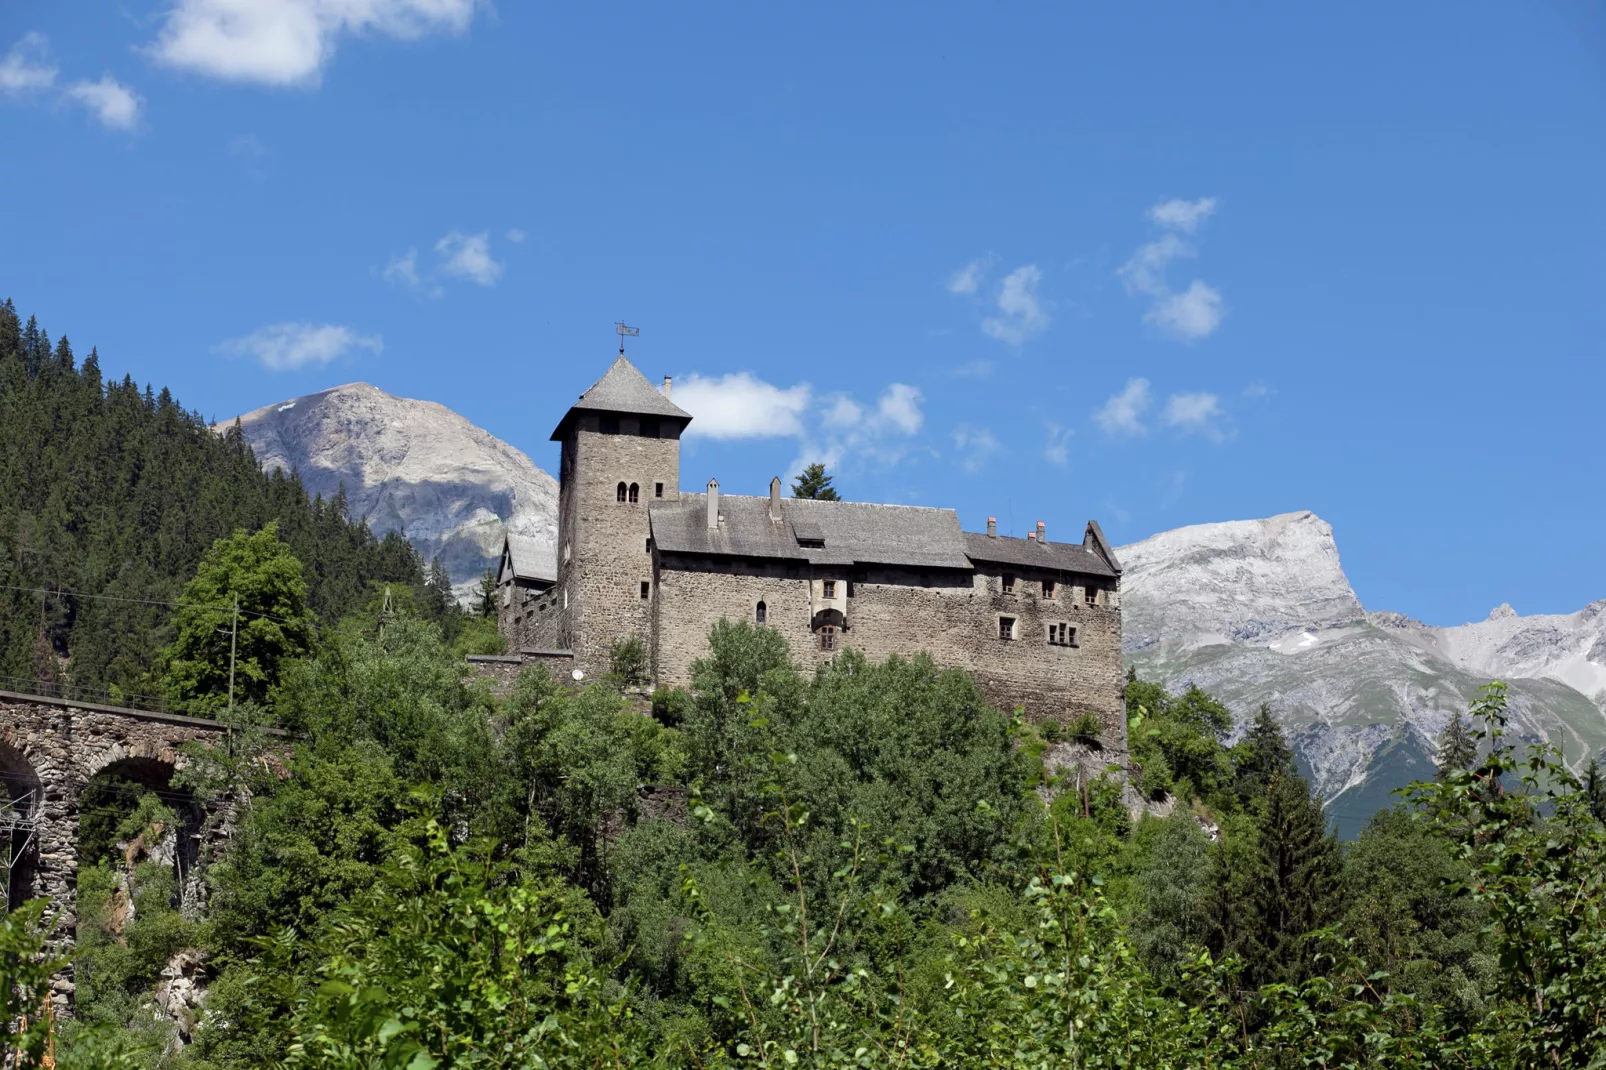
(501, 531, 557, 584)
(649, 495, 973, 570)
(961, 531, 1118, 578)
(550, 355, 693, 440)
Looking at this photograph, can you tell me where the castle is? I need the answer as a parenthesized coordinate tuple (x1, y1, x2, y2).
(497, 354, 1127, 739)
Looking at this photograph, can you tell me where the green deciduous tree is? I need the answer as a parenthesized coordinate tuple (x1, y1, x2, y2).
(160, 522, 315, 715)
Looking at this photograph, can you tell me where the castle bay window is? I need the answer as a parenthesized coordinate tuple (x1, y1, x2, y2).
(999, 616, 1016, 640)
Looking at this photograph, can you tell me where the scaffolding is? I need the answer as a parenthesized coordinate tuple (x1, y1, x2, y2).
(1, 788, 39, 909)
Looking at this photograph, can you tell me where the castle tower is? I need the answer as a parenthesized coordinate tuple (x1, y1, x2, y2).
(549, 356, 691, 679)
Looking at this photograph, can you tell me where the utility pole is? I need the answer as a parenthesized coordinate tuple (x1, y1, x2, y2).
(226, 594, 239, 717)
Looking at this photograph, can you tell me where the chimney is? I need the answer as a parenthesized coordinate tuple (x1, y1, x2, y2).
(987, 516, 997, 537)
(706, 478, 719, 530)
(1037, 521, 1046, 544)
(769, 476, 782, 521)
(1027, 531, 1036, 542)
(663, 376, 672, 400)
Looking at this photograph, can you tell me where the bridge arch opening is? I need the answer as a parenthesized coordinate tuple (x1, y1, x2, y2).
(0, 739, 41, 910)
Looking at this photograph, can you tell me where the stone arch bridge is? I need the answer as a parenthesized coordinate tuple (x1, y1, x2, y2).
(0, 689, 247, 996)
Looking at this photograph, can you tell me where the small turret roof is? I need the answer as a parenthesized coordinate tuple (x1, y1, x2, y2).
(550, 355, 692, 440)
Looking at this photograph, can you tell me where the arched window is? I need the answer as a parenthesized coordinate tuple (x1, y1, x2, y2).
(616, 482, 627, 502)
(755, 600, 767, 624)
(628, 482, 640, 503)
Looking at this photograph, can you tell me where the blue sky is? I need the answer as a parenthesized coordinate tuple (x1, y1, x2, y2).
(3, 2, 1603, 626)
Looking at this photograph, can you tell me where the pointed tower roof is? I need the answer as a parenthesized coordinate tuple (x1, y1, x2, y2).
(550, 355, 692, 440)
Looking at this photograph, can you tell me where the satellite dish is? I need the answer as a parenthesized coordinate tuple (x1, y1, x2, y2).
(572, 669, 585, 681)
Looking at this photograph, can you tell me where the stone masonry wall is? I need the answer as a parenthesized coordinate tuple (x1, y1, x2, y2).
(652, 557, 1126, 747)
(559, 418, 682, 678)
(0, 693, 237, 1001)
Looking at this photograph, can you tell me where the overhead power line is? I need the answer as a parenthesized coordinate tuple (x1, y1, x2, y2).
(0, 583, 297, 624)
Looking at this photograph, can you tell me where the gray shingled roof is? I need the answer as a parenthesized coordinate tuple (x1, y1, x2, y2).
(550, 356, 692, 439)
(503, 532, 557, 583)
(650, 494, 974, 570)
(960, 531, 1117, 577)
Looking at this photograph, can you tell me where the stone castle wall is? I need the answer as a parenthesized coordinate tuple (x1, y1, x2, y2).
(653, 556, 1125, 738)
(557, 418, 682, 677)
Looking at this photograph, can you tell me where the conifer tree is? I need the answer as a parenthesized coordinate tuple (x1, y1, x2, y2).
(1435, 713, 1478, 779)
(476, 568, 497, 618)
(1251, 770, 1342, 983)
(1234, 702, 1295, 803)
(791, 462, 841, 500)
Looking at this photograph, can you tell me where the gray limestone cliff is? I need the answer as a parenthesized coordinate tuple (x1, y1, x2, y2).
(1119, 512, 1606, 835)
(222, 383, 557, 598)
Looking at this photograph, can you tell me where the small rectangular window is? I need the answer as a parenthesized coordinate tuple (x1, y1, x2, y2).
(846, 582, 854, 599)
(1068, 625, 1078, 647)
(645, 538, 652, 553)
(640, 581, 650, 600)
(1084, 583, 1098, 605)
(818, 626, 837, 652)
(1043, 580, 1055, 599)
(1002, 574, 1015, 594)
(654, 482, 664, 498)
(999, 616, 1016, 640)
(823, 580, 837, 598)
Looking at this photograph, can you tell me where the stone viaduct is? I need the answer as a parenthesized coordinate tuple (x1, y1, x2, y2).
(0, 689, 244, 1000)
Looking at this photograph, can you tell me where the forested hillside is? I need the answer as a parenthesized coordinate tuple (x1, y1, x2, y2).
(0, 299, 426, 703)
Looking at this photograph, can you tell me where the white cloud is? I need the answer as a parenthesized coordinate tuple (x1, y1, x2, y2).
(952, 424, 1003, 473)
(1243, 381, 1271, 400)
(147, 0, 478, 87)
(0, 33, 57, 93)
(951, 359, 994, 379)
(434, 230, 500, 286)
(876, 383, 923, 434)
(820, 395, 863, 430)
(1118, 234, 1189, 297)
(1149, 197, 1217, 233)
(946, 255, 993, 295)
(1044, 422, 1074, 466)
(382, 248, 421, 288)
(981, 264, 1049, 344)
(1119, 198, 1224, 342)
(63, 76, 142, 130)
(505, 227, 525, 244)
(1093, 378, 1151, 436)
(1147, 280, 1223, 341)
(676, 373, 812, 439)
(1161, 391, 1224, 436)
(216, 322, 382, 371)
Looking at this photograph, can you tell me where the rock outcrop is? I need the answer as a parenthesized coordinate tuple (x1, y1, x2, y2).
(223, 383, 557, 599)
(1119, 514, 1606, 835)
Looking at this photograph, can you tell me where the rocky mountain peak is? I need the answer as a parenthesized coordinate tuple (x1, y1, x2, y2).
(223, 383, 557, 597)
(1117, 510, 1364, 651)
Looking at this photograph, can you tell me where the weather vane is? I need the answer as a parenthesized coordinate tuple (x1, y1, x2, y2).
(615, 321, 639, 355)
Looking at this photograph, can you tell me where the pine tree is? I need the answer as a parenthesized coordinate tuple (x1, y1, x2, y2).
(791, 462, 840, 501)
(1435, 714, 1478, 778)
(476, 569, 497, 618)
(1234, 702, 1295, 803)
(1251, 770, 1342, 984)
